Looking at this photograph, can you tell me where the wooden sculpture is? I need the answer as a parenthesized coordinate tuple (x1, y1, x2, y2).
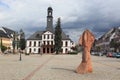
(76, 29, 95, 74)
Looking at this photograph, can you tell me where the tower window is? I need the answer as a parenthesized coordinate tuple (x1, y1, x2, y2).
(48, 19, 51, 21)
(49, 12, 52, 16)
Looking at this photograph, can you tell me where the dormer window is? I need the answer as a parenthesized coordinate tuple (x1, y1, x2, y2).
(36, 34, 39, 37)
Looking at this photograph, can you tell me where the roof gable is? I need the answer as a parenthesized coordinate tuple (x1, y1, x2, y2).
(42, 30, 54, 35)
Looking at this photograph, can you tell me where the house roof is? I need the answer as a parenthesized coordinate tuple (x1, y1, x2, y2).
(27, 30, 71, 40)
(2, 27, 15, 38)
(0, 30, 9, 38)
(61, 31, 71, 40)
(27, 31, 44, 40)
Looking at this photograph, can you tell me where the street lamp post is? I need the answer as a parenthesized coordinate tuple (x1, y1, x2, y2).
(0, 38, 2, 54)
(19, 52, 22, 61)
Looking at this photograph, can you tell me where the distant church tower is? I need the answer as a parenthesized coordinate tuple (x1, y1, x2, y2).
(46, 7, 53, 32)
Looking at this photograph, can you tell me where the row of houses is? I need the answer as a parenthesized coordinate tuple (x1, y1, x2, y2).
(95, 27, 120, 52)
(0, 27, 23, 53)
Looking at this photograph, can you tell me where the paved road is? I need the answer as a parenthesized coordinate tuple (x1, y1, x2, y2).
(0, 54, 120, 80)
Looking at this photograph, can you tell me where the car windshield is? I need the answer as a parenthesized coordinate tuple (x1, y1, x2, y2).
(117, 53, 120, 55)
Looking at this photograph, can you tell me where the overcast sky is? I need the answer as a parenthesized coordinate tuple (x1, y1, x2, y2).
(0, 0, 120, 42)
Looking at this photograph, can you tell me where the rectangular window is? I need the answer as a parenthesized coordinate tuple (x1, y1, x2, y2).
(51, 41, 53, 45)
(38, 41, 40, 46)
(47, 35, 49, 39)
(65, 41, 68, 47)
(29, 41, 31, 47)
(34, 41, 36, 47)
(43, 41, 45, 45)
(44, 35, 45, 39)
(34, 48, 36, 51)
(51, 35, 53, 39)
(47, 41, 49, 45)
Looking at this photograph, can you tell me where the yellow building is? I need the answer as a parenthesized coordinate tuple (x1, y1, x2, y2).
(0, 27, 15, 50)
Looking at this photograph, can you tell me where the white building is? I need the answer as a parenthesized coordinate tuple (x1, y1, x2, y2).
(95, 27, 120, 52)
(26, 7, 75, 54)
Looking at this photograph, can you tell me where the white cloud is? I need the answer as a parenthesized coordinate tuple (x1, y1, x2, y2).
(0, 0, 120, 42)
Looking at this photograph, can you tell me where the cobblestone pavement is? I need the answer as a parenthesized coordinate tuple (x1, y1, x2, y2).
(0, 54, 120, 80)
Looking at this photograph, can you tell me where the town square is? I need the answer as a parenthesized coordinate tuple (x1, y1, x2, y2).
(0, 54, 120, 80)
(0, 0, 120, 80)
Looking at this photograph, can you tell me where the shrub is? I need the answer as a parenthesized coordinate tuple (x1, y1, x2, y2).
(68, 51, 78, 55)
(1, 45, 7, 52)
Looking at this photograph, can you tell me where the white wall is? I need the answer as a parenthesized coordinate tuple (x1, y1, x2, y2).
(26, 40, 41, 53)
(42, 31, 54, 45)
(62, 40, 71, 53)
(26, 31, 75, 54)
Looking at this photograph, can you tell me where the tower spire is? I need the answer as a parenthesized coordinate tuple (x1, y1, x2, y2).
(46, 7, 53, 32)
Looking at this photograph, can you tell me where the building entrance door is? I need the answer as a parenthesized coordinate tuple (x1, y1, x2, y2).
(47, 48, 49, 53)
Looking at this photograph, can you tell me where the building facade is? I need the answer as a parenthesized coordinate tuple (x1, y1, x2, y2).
(26, 7, 75, 54)
(95, 27, 120, 52)
(0, 27, 15, 49)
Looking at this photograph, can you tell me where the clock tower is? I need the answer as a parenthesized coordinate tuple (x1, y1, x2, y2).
(46, 7, 53, 32)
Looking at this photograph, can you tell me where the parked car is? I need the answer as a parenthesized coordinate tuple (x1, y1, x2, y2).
(98, 52, 103, 56)
(91, 52, 96, 55)
(93, 52, 103, 56)
(116, 53, 120, 58)
(112, 52, 117, 58)
(106, 52, 112, 57)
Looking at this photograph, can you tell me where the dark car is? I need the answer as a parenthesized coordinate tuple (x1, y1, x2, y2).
(116, 53, 120, 58)
(112, 52, 117, 58)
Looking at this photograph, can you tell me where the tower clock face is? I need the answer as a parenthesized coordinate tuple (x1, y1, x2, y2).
(48, 19, 51, 21)
(49, 12, 52, 16)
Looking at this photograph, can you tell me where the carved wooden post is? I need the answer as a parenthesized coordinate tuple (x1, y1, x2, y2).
(76, 29, 95, 74)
